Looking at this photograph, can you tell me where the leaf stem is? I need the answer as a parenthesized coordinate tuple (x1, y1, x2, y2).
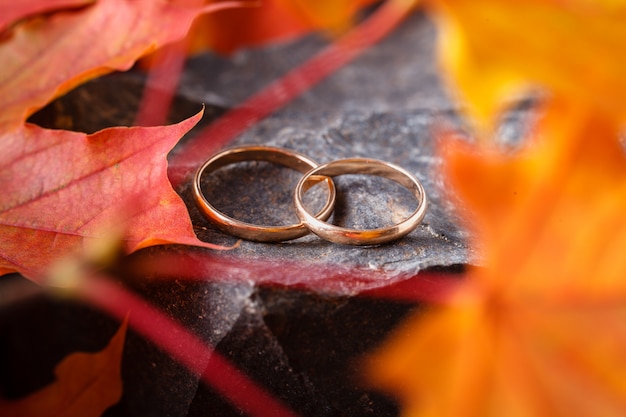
(76, 274, 300, 417)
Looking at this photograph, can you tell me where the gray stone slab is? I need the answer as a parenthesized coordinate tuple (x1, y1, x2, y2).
(170, 12, 532, 293)
(182, 109, 477, 293)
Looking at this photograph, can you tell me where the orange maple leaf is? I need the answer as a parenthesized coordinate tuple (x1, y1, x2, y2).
(0, 1, 241, 281)
(0, 318, 128, 417)
(367, 101, 626, 416)
(366, 1, 626, 414)
(366, 84, 626, 417)
(274, 0, 380, 35)
(182, 0, 380, 55)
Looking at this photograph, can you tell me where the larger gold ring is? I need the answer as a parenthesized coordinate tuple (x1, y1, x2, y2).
(294, 158, 427, 245)
(193, 146, 336, 242)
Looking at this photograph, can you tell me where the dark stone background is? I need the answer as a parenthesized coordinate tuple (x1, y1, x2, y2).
(2, 10, 533, 417)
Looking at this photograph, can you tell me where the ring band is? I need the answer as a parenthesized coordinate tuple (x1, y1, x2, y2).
(294, 158, 427, 245)
(193, 146, 336, 242)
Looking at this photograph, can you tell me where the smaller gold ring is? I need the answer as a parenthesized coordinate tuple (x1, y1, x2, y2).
(294, 158, 427, 245)
(193, 146, 336, 242)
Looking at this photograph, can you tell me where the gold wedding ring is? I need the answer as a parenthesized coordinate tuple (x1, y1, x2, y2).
(294, 158, 427, 245)
(193, 146, 336, 242)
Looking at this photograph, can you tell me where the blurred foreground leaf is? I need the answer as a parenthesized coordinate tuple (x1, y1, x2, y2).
(0, 318, 127, 417)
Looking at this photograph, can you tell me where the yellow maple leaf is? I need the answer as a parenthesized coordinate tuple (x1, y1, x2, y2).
(428, 0, 626, 129)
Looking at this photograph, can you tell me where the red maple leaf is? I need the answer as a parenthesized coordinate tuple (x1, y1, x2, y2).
(0, 0, 243, 281)
(0, 0, 93, 32)
(0, 113, 230, 280)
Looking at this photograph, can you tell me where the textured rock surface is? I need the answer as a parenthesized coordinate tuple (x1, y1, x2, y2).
(172, 11, 536, 291)
(184, 108, 474, 289)
(179, 13, 466, 288)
